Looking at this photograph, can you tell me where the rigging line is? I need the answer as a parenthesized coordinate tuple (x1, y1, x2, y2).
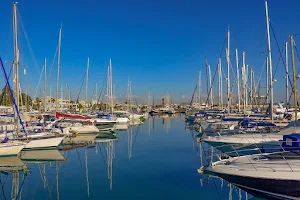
(17, 9, 41, 76)
(269, 22, 293, 88)
(47, 45, 58, 84)
(204, 33, 227, 106)
(97, 75, 108, 104)
(132, 89, 139, 107)
(189, 82, 198, 106)
(205, 60, 218, 106)
(33, 65, 44, 100)
(76, 70, 87, 103)
(256, 59, 267, 93)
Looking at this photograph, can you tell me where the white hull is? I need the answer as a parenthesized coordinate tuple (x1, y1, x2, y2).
(116, 117, 129, 124)
(0, 143, 25, 157)
(24, 136, 64, 150)
(68, 125, 99, 134)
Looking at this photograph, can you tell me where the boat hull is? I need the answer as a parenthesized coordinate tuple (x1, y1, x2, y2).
(68, 125, 99, 134)
(23, 136, 64, 150)
(95, 122, 116, 131)
(205, 169, 300, 200)
(0, 143, 24, 157)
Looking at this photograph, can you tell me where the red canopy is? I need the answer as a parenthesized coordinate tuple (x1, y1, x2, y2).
(55, 112, 90, 120)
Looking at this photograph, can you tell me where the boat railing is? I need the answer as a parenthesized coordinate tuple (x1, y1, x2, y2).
(203, 139, 300, 172)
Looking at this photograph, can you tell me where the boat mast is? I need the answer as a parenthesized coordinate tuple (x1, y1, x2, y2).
(208, 64, 213, 108)
(86, 57, 89, 110)
(12, 3, 20, 132)
(226, 29, 231, 114)
(198, 71, 201, 106)
(44, 58, 47, 112)
(290, 35, 297, 120)
(250, 68, 253, 107)
(56, 25, 62, 112)
(265, 0, 274, 121)
(236, 49, 240, 112)
(109, 59, 113, 115)
(246, 65, 249, 109)
(218, 58, 222, 109)
(285, 42, 289, 107)
(242, 51, 246, 114)
(266, 57, 269, 102)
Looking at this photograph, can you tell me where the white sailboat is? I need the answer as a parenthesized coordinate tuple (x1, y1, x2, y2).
(8, 3, 65, 150)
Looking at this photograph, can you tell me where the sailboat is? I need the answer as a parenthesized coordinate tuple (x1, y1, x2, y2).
(91, 59, 117, 130)
(0, 3, 65, 151)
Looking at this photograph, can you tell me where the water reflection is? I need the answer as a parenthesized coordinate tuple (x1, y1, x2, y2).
(0, 115, 250, 199)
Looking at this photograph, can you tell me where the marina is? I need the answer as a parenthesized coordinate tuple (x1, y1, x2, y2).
(1, 0, 300, 199)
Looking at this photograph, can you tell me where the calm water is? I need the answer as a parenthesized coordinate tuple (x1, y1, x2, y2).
(1, 114, 250, 200)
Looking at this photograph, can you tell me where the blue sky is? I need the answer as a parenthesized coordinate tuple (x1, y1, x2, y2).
(1, 0, 300, 104)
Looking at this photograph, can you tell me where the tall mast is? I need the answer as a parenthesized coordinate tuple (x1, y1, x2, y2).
(205, 59, 209, 105)
(109, 59, 113, 115)
(86, 57, 89, 110)
(218, 58, 222, 109)
(242, 51, 246, 113)
(290, 35, 297, 120)
(266, 57, 269, 102)
(250, 68, 253, 107)
(44, 58, 47, 112)
(236, 49, 240, 112)
(198, 71, 201, 105)
(285, 42, 289, 107)
(208, 64, 213, 108)
(56, 25, 62, 112)
(12, 3, 20, 132)
(246, 65, 249, 109)
(265, 0, 274, 121)
(226, 29, 231, 114)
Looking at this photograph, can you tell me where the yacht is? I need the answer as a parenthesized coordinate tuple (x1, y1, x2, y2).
(203, 151, 300, 200)
(202, 120, 300, 156)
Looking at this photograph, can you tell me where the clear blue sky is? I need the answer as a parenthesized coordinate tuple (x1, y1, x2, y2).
(1, 0, 300, 104)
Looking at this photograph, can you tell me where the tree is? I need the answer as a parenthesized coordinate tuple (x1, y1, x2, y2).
(78, 103, 83, 111)
(0, 85, 11, 106)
